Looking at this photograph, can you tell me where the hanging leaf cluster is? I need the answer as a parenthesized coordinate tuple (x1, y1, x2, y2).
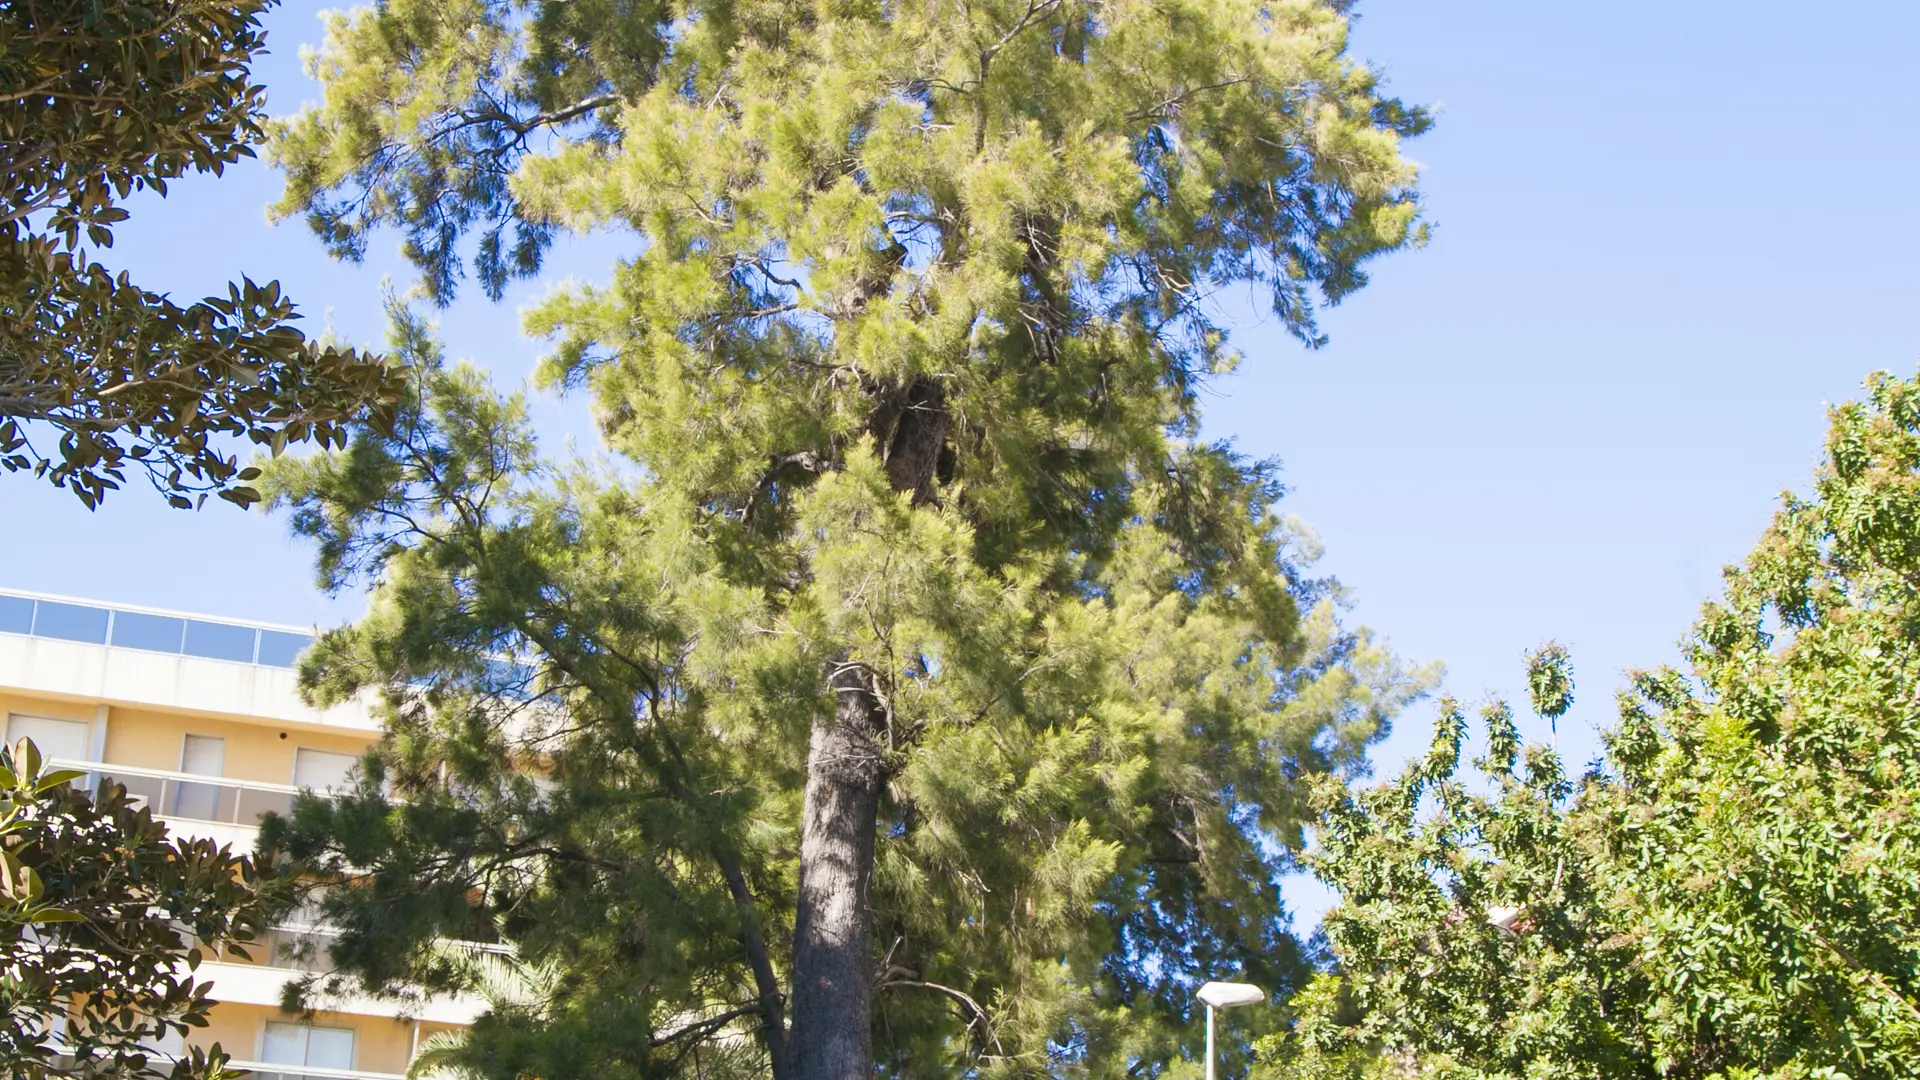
(1, 738, 268, 1079)
(0, 0, 404, 508)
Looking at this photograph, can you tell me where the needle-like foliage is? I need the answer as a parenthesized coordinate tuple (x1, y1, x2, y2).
(262, 2, 1436, 1077)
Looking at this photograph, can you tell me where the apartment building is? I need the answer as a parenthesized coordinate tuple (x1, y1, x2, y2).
(0, 586, 480, 1080)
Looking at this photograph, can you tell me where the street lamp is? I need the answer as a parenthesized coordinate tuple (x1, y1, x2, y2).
(1196, 981, 1265, 1080)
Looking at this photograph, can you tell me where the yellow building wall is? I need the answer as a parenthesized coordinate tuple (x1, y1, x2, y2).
(6, 682, 464, 1075)
(103, 705, 374, 783)
(195, 1002, 424, 1074)
(1, 689, 95, 729)
(3, 689, 376, 786)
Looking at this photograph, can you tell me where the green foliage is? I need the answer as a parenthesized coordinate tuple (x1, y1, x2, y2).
(0, 0, 403, 508)
(263, 2, 1434, 1076)
(1272, 371, 1920, 1080)
(1278, 697, 1650, 1080)
(271, 0, 1429, 327)
(1522, 642, 1572, 727)
(267, 0, 643, 302)
(262, 304, 1434, 1078)
(1, 738, 266, 1079)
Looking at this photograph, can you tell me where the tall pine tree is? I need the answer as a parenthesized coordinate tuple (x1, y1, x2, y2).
(263, 2, 1434, 1077)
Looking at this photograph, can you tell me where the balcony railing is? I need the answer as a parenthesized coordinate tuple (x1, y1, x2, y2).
(228, 1063, 408, 1080)
(258, 920, 513, 975)
(49, 1052, 405, 1080)
(55, 1052, 474, 1080)
(53, 758, 306, 834)
(0, 586, 314, 668)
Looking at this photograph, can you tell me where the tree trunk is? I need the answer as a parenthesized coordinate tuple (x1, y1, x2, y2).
(789, 662, 887, 1080)
(881, 379, 949, 505)
(788, 377, 947, 1080)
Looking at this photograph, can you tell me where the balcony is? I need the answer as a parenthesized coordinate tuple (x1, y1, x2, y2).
(189, 955, 489, 1025)
(0, 587, 375, 730)
(54, 758, 303, 850)
(49, 1054, 406, 1080)
(224, 1063, 408, 1080)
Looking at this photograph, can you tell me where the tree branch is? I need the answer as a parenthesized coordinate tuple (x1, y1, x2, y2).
(719, 851, 790, 1078)
(651, 1004, 764, 1048)
(877, 977, 1008, 1059)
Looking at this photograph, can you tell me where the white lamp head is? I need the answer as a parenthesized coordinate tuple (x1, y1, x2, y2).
(1196, 981, 1265, 1010)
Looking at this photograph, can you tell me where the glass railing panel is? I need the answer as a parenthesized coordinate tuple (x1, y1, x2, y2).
(33, 601, 109, 644)
(168, 778, 239, 822)
(184, 620, 258, 663)
(236, 786, 297, 823)
(110, 771, 169, 814)
(265, 926, 338, 973)
(111, 611, 188, 653)
(0, 594, 32, 634)
(257, 630, 314, 668)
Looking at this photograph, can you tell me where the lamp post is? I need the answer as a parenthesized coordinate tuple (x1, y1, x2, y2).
(1196, 981, 1265, 1080)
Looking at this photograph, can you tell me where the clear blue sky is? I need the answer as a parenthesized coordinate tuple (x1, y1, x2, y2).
(6, 1, 1918, 922)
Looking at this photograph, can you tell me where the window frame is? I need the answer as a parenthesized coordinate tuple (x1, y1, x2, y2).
(291, 747, 359, 794)
(257, 1019, 357, 1074)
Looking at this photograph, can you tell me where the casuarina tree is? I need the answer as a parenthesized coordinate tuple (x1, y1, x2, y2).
(263, 2, 1434, 1077)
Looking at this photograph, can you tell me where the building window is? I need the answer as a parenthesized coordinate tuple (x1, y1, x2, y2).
(261, 1021, 355, 1079)
(293, 748, 358, 795)
(170, 734, 227, 821)
(4, 714, 90, 763)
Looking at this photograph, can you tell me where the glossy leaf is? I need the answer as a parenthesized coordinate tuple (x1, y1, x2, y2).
(0, 0, 406, 508)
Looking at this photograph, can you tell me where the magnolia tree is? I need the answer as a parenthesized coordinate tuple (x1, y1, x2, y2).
(259, 1, 1438, 1077)
(1271, 371, 1920, 1080)
(1, 739, 266, 1079)
(0, 0, 399, 508)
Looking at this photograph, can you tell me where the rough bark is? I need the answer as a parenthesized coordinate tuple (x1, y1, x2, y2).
(789, 661, 888, 1080)
(788, 379, 948, 1079)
